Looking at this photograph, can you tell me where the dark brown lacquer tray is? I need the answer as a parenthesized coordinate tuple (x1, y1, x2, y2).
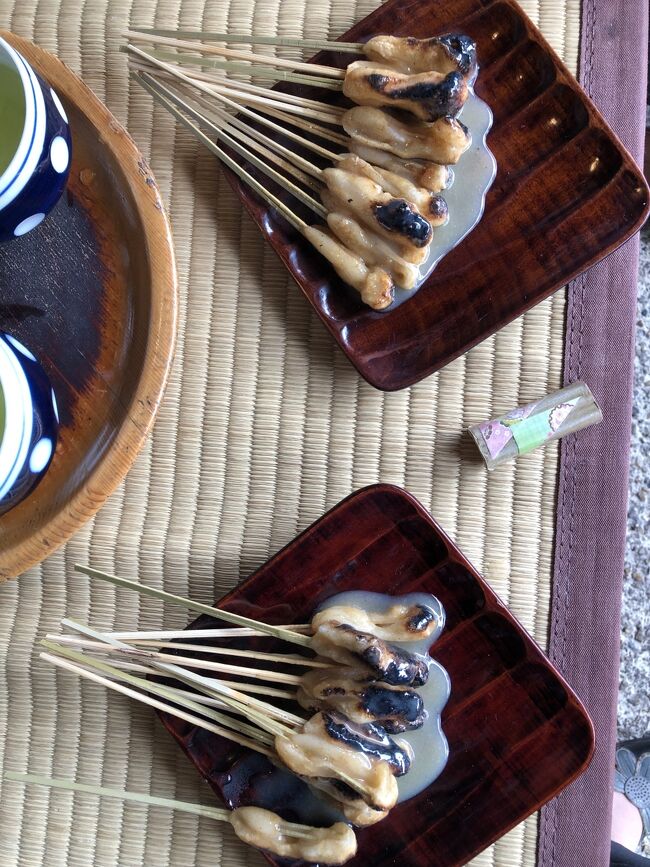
(0, 33, 177, 579)
(159, 484, 595, 867)
(222, 0, 650, 391)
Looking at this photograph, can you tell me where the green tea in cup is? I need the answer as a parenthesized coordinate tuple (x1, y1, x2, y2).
(0, 36, 71, 241)
(0, 333, 58, 515)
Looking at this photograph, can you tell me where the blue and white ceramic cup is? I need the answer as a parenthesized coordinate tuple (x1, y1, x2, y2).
(0, 333, 59, 516)
(0, 36, 71, 242)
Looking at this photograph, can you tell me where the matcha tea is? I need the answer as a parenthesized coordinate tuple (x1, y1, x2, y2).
(0, 49, 26, 178)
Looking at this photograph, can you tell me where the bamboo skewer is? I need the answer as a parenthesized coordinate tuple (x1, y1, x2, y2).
(135, 73, 317, 234)
(4, 773, 315, 838)
(142, 76, 325, 216)
(135, 75, 309, 234)
(41, 639, 276, 745)
(132, 65, 348, 151)
(93, 657, 297, 700)
(188, 679, 296, 700)
(140, 71, 341, 251)
(127, 27, 364, 53)
(150, 64, 348, 144)
(46, 618, 378, 804)
(41, 649, 273, 756)
(75, 564, 313, 648)
(44, 641, 374, 802)
(159, 664, 305, 728)
(49, 636, 304, 686)
(46, 644, 374, 803)
(183, 80, 342, 162)
(187, 684, 293, 738)
(61, 617, 300, 709)
(197, 74, 346, 114)
(199, 100, 325, 182)
(57, 624, 368, 795)
(129, 47, 343, 90)
(86, 656, 296, 699)
(5, 772, 233, 822)
(253, 105, 349, 146)
(129, 58, 346, 124)
(209, 120, 322, 192)
(162, 682, 296, 710)
(201, 81, 342, 124)
(143, 79, 348, 233)
(203, 117, 325, 215)
(125, 31, 347, 80)
(177, 68, 346, 113)
(47, 633, 326, 666)
(60, 619, 306, 727)
(183, 80, 343, 164)
(128, 46, 343, 125)
(105, 626, 311, 640)
(128, 57, 345, 121)
(198, 78, 343, 123)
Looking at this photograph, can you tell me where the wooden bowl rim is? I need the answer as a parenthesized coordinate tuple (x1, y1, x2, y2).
(0, 31, 178, 580)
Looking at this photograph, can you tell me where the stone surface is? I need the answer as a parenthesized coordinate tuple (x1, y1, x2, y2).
(620, 221, 650, 857)
(621, 221, 650, 745)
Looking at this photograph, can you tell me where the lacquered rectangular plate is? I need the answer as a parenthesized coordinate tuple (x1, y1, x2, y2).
(159, 484, 594, 867)
(221, 0, 649, 390)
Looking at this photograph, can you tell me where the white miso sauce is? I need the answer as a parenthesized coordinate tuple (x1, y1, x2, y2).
(388, 90, 497, 309)
(315, 590, 450, 803)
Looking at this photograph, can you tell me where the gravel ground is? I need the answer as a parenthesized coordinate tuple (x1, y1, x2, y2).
(620, 222, 650, 743)
(618, 221, 650, 857)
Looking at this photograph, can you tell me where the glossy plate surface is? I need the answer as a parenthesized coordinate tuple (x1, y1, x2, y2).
(159, 484, 595, 867)
(0, 32, 177, 579)
(223, 0, 649, 390)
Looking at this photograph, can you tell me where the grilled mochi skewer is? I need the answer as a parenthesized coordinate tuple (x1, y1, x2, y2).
(322, 211, 419, 292)
(337, 154, 448, 224)
(43, 629, 400, 830)
(135, 73, 430, 309)
(343, 60, 468, 122)
(304, 775, 390, 827)
(362, 33, 477, 78)
(276, 711, 411, 813)
(302, 225, 395, 310)
(343, 105, 471, 164)
(5, 773, 358, 866)
(231, 806, 357, 864)
(338, 795, 389, 827)
(313, 601, 440, 642)
(59, 570, 448, 831)
(349, 142, 450, 194)
(45, 621, 408, 819)
(131, 57, 464, 309)
(126, 28, 477, 79)
(125, 30, 480, 302)
(311, 622, 429, 687)
(319, 159, 445, 292)
(41, 638, 389, 836)
(298, 666, 426, 734)
(321, 168, 433, 264)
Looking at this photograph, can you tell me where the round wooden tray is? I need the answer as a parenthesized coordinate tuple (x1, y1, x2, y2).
(0, 32, 177, 580)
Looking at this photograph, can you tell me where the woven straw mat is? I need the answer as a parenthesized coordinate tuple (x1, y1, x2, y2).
(0, 1, 580, 865)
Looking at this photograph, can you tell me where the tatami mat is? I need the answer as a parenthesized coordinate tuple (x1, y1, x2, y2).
(0, 1, 579, 864)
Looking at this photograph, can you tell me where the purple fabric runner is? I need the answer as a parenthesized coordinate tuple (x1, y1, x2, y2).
(537, 2, 649, 866)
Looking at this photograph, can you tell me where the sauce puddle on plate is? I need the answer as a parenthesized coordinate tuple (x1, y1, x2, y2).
(390, 90, 497, 309)
(316, 590, 450, 802)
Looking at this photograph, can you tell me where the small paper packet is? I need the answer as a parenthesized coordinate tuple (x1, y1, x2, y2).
(469, 382, 602, 470)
